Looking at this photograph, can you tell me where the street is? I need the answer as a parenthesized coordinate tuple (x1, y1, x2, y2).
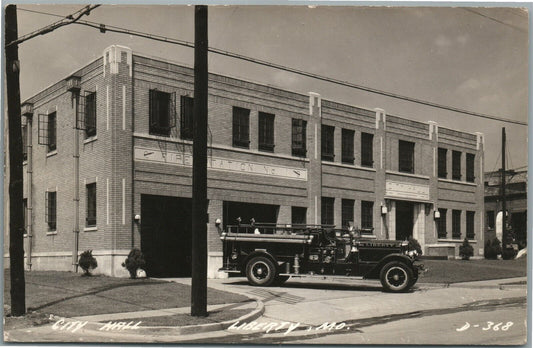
(5, 276, 527, 345)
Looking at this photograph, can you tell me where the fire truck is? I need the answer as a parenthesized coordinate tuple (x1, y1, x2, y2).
(219, 221, 424, 292)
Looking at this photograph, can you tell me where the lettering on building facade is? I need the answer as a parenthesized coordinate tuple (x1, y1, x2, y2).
(134, 146, 308, 181)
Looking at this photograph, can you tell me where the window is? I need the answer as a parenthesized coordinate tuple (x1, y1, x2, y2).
(452, 210, 461, 239)
(399, 140, 414, 173)
(438, 148, 447, 178)
(437, 208, 447, 239)
(180, 96, 194, 140)
(86, 183, 97, 227)
(291, 119, 307, 157)
(38, 112, 56, 152)
(466, 153, 475, 182)
(258, 112, 275, 152)
(45, 191, 57, 231)
(452, 151, 462, 180)
(22, 125, 27, 161)
(292, 207, 307, 225)
(341, 199, 354, 228)
(361, 132, 374, 167)
(486, 210, 495, 230)
(321, 125, 335, 161)
(341, 129, 354, 164)
(232, 107, 250, 148)
(321, 197, 334, 225)
(149, 89, 174, 137)
(466, 211, 475, 239)
(48, 112, 57, 152)
(361, 201, 374, 230)
(84, 92, 97, 138)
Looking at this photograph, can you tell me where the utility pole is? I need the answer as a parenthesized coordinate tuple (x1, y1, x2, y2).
(501, 127, 506, 244)
(191, 5, 208, 317)
(5, 4, 26, 316)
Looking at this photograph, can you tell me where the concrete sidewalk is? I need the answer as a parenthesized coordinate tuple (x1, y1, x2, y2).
(4, 276, 527, 343)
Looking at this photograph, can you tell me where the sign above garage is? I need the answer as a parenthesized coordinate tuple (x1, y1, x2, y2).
(134, 146, 308, 181)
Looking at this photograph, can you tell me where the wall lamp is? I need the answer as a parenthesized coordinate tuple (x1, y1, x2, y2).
(434, 211, 440, 219)
(381, 205, 388, 215)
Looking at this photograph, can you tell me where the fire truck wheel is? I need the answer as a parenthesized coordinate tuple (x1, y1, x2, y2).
(379, 261, 413, 292)
(246, 256, 277, 286)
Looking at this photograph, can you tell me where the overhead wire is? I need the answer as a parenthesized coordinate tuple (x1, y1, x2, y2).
(16, 6, 528, 127)
(6, 5, 100, 47)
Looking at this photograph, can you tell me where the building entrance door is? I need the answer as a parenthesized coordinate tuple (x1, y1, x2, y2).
(396, 201, 414, 241)
(140, 195, 192, 278)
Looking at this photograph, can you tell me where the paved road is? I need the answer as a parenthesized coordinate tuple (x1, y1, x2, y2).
(5, 277, 527, 344)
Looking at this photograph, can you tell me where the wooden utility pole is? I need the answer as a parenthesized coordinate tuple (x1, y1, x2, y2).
(191, 4, 208, 317)
(5, 4, 26, 316)
(501, 127, 506, 243)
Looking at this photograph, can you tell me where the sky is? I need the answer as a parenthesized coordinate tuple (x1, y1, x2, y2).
(12, 4, 529, 171)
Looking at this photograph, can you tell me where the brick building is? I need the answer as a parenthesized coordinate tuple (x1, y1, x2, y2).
(8, 45, 485, 277)
(484, 169, 527, 246)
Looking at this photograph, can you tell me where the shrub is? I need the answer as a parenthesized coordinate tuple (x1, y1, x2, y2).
(79, 250, 98, 276)
(122, 248, 146, 279)
(484, 238, 502, 259)
(408, 237, 423, 256)
(459, 238, 474, 260)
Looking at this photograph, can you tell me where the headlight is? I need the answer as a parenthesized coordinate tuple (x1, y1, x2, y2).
(230, 252, 238, 260)
(407, 250, 418, 258)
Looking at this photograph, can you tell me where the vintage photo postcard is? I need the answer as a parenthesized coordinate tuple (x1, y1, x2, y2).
(3, 3, 529, 345)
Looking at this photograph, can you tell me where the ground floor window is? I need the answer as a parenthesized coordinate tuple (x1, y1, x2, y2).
(466, 211, 475, 239)
(292, 207, 307, 225)
(341, 199, 354, 229)
(45, 191, 57, 231)
(437, 208, 447, 238)
(452, 210, 461, 239)
(321, 197, 334, 225)
(361, 201, 373, 231)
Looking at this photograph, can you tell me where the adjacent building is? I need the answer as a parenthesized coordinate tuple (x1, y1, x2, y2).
(484, 169, 527, 245)
(7, 45, 485, 277)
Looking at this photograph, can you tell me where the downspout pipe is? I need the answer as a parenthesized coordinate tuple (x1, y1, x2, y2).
(22, 103, 33, 270)
(66, 76, 81, 273)
(26, 115, 33, 269)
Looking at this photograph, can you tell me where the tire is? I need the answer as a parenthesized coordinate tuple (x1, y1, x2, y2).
(274, 275, 290, 286)
(246, 256, 277, 286)
(379, 261, 414, 292)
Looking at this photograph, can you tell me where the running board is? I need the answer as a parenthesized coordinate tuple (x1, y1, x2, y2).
(279, 274, 379, 282)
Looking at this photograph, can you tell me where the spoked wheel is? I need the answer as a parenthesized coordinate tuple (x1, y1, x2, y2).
(380, 261, 414, 292)
(246, 256, 276, 286)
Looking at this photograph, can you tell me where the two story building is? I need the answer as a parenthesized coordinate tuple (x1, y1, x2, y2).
(9, 45, 485, 277)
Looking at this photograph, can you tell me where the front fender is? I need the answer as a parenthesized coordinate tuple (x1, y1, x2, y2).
(364, 254, 416, 279)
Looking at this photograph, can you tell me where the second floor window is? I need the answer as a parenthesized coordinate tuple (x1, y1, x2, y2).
(292, 118, 307, 157)
(84, 92, 97, 138)
(452, 209, 461, 239)
(466, 153, 475, 182)
(437, 208, 447, 238)
(38, 112, 57, 152)
(452, 150, 462, 180)
(341, 199, 354, 228)
(399, 140, 414, 173)
(361, 132, 374, 167)
(86, 183, 97, 227)
(258, 112, 275, 152)
(321, 197, 334, 225)
(45, 191, 57, 231)
(361, 201, 374, 231)
(438, 148, 447, 178)
(341, 129, 354, 164)
(149, 89, 174, 137)
(321, 125, 335, 161)
(232, 107, 250, 148)
(180, 96, 194, 140)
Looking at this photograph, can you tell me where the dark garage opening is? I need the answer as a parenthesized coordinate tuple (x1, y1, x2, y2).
(223, 201, 279, 231)
(141, 195, 192, 278)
